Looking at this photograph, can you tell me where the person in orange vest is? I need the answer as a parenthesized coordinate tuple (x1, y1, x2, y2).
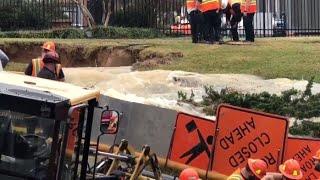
(313, 149, 320, 173)
(241, 0, 256, 42)
(37, 51, 64, 81)
(200, 0, 222, 44)
(227, 158, 267, 180)
(179, 168, 200, 180)
(25, 41, 65, 81)
(226, 0, 243, 41)
(187, 0, 201, 43)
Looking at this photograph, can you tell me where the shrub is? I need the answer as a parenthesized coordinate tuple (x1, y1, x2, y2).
(0, 27, 164, 39)
(178, 78, 320, 137)
(53, 29, 85, 39)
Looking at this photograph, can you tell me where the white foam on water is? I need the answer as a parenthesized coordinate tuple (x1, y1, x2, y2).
(64, 67, 320, 119)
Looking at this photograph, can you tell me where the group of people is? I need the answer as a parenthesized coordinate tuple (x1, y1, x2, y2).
(179, 149, 320, 180)
(0, 41, 65, 82)
(187, 0, 256, 44)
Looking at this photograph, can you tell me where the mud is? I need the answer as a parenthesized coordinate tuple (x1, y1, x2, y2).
(0, 43, 143, 67)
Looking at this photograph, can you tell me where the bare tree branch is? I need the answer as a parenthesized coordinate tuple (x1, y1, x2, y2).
(72, 0, 96, 28)
(101, 0, 106, 24)
(103, 0, 112, 27)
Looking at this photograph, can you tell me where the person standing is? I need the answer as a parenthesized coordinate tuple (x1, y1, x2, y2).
(25, 41, 65, 81)
(187, 0, 201, 43)
(242, 0, 256, 42)
(37, 51, 64, 81)
(201, 0, 221, 44)
(226, 0, 243, 41)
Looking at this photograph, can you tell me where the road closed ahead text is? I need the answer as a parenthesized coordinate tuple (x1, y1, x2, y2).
(213, 105, 288, 175)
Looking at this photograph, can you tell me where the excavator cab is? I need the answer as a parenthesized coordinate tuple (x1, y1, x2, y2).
(0, 71, 103, 180)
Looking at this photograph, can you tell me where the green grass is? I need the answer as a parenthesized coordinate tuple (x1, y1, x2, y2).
(152, 37, 320, 82)
(2, 37, 320, 82)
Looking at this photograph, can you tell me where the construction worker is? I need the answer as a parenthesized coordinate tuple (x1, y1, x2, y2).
(262, 159, 303, 180)
(278, 159, 303, 180)
(25, 41, 65, 81)
(241, 0, 256, 42)
(37, 51, 64, 81)
(187, 0, 201, 43)
(313, 149, 320, 172)
(227, 158, 267, 180)
(200, 0, 222, 44)
(0, 49, 9, 71)
(179, 168, 199, 180)
(226, 0, 243, 41)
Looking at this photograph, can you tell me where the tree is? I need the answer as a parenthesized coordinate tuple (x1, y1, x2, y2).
(72, 0, 113, 28)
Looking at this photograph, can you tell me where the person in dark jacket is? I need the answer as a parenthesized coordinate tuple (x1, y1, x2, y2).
(226, 0, 243, 41)
(37, 51, 65, 81)
(187, 0, 202, 43)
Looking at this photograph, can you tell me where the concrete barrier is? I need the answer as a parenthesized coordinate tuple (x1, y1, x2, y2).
(91, 95, 178, 157)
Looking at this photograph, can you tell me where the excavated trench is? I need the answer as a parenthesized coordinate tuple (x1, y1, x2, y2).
(0, 42, 147, 67)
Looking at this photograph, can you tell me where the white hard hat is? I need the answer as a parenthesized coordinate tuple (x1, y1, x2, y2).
(221, 0, 228, 9)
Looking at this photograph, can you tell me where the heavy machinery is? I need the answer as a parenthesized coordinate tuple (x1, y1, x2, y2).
(0, 71, 110, 180)
(0, 71, 228, 180)
(0, 71, 175, 180)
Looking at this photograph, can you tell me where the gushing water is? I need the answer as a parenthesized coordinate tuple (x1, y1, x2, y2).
(64, 67, 320, 118)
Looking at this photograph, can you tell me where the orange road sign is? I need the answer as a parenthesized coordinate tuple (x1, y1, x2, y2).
(212, 104, 289, 175)
(284, 137, 320, 180)
(168, 113, 216, 170)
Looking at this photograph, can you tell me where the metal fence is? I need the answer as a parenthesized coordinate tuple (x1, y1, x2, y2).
(1, 0, 320, 37)
(0, 0, 85, 31)
(253, 0, 320, 37)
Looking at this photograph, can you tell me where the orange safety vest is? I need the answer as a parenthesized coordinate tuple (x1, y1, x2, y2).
(200, 0, 220, 12)
(227, 169, 245, 180)
(31, 58, 62, 78)
(241, 0, 256, 13)
(187, 0, 197, 12)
